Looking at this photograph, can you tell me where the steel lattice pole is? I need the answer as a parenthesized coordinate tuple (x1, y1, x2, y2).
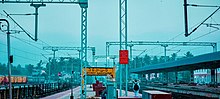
(80, 3, 88, 98)
(119, 0, 128, 96)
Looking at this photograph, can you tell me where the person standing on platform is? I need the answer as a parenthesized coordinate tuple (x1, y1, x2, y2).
(2, 75, 8, 86)
(133, 79, 140, 97)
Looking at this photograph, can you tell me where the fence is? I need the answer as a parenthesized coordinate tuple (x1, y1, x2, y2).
(0, 83, 71, 99)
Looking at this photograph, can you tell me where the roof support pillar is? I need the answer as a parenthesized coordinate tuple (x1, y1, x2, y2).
(175, 71, 178, 84)
(147, 73, 150, 82)
(163, 72, 168, 84)
(211, 69, 216, 86)
(190, 70, 194, 83)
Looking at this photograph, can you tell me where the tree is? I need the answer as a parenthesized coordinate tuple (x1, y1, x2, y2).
(178, 51, 193, 83)
(37, 60, 43, 70)
(17, 64, 22, 71)
(159, 56, 165, 63)
(136, 57, 143, 67)
(185, 51, 194, 58)
(133, 57, 139, 68)
(17, 64, 27, 75)
(152, 56, 158, 64)
(134, 57, 142, 68)
(143, 54, 151, 65)
(11, 65, 21, 75)
(166, 56, 170, 62)
(25, 64, 34, 76)
(56, 58, 64, 74)
(0, 63, 7, 75)
(170, 53, 177, 61)
(46, 62, 51, 77)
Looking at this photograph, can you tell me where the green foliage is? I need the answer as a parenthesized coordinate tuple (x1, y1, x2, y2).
(170, 53, 177, 61)
(152, 56, 158, 64)
(159, 56, 165, 63)
(0, 63, 32, 76)
(0, 63, 7, 75)
(185, 51, 194, 58)
(46, 57, 81, 76)
(0, 57, 82, 77)
(25, 64, 34, 76)
(143, 54, 151, 65)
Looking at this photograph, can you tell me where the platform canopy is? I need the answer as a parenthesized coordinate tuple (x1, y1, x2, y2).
(130, 51, 220, 74)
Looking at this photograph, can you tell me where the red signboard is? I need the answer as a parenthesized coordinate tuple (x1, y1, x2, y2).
(119, 50, 129, 64)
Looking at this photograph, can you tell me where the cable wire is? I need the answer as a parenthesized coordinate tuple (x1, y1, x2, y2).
(0, 32, 51, 53)
(165, 29, 219, 56)
(0, 50, 39, 62)
(0, 41, 42, 56)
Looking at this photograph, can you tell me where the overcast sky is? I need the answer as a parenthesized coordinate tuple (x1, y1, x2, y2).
(0, 0, 220, 67)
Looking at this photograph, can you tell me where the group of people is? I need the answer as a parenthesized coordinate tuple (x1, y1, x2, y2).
(97, 78, 140, 99)
(101, 79, 140, 98)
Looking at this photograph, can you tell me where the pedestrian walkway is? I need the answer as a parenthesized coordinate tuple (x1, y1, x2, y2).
(118, 90, 142, 98)
(40, 85, 99, 99)
(60, 85, 99, 99)
(41, 85, 142, 99)
(40, 88, 75, 99)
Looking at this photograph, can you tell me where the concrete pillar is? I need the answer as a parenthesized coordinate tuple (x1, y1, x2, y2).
(175, 71, 178, 84)
(148, 74, 150, 82)
(142, 74, 146, 82)
(153, 73, 157, 81)
(160, 73, 162, 82)
(190, 70, 194, 83)
(107, 81, 115, 99)
(211, 69, 216, 85)
(215, 69, 218, 84)
(163, 72, 168, 83)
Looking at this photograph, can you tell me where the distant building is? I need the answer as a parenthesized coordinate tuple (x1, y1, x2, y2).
(194, 68, 220, 84)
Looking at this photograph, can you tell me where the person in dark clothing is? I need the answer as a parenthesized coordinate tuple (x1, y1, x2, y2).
(101, 89, 107, 99)
(133, 79, 140, 97)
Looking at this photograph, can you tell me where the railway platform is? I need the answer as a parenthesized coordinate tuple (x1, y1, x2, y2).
(40, 85, 142, 99)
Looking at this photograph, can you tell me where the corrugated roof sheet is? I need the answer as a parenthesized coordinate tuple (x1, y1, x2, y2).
(130, 51, 220, 74)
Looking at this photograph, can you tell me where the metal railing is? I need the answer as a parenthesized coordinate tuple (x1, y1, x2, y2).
(0, 83, 72, 99)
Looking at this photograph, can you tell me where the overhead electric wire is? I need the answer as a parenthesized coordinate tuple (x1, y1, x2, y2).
(3, 10, 36, 41)
(0, 50, 39, 62)
(177, 47, 203, 55)
(1, 13, 81, 58)
(0, 13, 52, 46)
(140, 20, 204, 57)
(211, 17, 218, 24)
(13, 54, 40, 62)
(8, 13, 35, 16)
(167, 32, 184, 42)
(0, 12, 74, 64)
(0, 29, 70, 58)
(167, 22, 201, 42)
(0, 41, 42, 56)
(165, 29, 219, 56)
(189, 29, 219, 42)
(1, 13, 71, 57)
(0, 32, 51, 53)
(11, 35, 50, 53)
(187, 4, 220, 8)
(0, 35, 73, 59)
(155, 11, 220, 56)
(187, 7, 220, 36)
